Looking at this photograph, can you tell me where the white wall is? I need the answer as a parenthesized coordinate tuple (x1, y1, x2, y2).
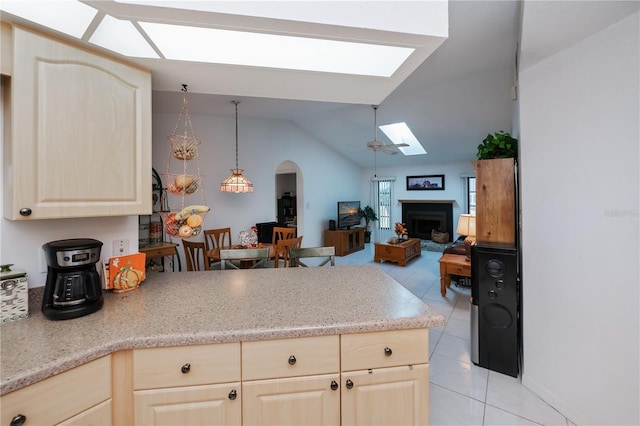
(519, 12, 639, 425)
(359, 160, 475, 240)
(152, 110, 362, 268)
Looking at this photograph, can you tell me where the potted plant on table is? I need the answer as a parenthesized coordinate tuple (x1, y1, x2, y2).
(359, 205, 378, 243)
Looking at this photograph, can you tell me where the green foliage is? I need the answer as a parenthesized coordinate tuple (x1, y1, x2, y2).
(476, 131, 518, 161)
(359, 205, 378, 229)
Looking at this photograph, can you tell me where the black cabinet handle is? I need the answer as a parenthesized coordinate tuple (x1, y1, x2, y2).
(288, 355, 296, 365)
(228, 389, 237, 400)
(19, 208, 31, 217)
(181, 363, 191, 374)
(384, 347, 393, 356)
(330, 380, 339, 390)
(345, 379, 354, 389)
(11, 414, 26, 426)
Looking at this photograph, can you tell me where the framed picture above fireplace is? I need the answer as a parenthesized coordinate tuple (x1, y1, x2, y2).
(406, 175, 445, 191)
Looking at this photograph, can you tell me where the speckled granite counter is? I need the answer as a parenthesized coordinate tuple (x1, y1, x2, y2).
(0, 265, 444, 395)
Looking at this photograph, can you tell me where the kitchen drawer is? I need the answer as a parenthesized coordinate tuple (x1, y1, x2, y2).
(0, 356, 111, 426)
(133, 343, 240, 390)
(341, 329, 429, 371)
(242, 335, 339, 381)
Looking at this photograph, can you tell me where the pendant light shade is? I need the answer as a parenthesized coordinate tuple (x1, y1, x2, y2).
(221, 100, 253, 193)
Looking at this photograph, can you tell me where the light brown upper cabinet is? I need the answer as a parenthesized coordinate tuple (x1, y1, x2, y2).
(3, 25, 152, 220)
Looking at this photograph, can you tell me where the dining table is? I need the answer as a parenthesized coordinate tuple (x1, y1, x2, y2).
(207, 244, 276, 269)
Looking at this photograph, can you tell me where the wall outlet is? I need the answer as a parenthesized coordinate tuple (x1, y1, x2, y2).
(113, 239, 130, 256)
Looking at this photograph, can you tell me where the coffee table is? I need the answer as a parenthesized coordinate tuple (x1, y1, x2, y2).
(438, 253, 471, 296)
(374, 238, 421, 266)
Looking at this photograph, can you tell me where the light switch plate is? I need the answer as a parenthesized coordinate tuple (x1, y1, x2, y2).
(113, 239, 130, 256)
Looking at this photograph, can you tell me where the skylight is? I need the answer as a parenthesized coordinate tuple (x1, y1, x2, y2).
(0, 0, 97, 39)
(138, 22, 414, 77)
(379, 123, 427, 156)
(90, 15, 159, 59)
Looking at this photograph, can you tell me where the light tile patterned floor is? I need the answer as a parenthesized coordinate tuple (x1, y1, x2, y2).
(336, 243, 570, 426)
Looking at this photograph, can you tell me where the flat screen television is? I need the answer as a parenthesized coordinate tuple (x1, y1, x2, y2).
(337, 201, 361, 230)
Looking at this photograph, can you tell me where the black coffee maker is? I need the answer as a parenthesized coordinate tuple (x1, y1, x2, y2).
(42, 238, 103, 320)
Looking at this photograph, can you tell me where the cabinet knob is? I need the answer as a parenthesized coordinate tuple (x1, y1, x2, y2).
(330, 380, 339, 391)
(288, 355, 296, 365)
(11, 414, 27, 426)
(384, 347, 393, 356)
(19, 208, 32, 217)
(345, 379, 354, 389)
(181, 363, 191, 374)
(228, 389, 237, 400)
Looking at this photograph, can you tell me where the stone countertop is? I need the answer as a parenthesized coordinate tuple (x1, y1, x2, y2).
(0, 265, 444, 395)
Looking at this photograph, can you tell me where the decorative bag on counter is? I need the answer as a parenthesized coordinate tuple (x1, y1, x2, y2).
(0, 264, 29, 323)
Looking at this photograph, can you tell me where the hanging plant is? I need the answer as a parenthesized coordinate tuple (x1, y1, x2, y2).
(476, 131, 518, 161)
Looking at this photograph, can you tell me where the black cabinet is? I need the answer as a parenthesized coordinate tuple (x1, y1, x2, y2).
(472, 243, 520, 377)
(277, 196, 296, 225)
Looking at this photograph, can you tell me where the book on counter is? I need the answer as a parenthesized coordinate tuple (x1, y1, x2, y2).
(101, 253, 146, 293)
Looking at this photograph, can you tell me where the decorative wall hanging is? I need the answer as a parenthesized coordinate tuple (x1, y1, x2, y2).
(162, 84, 210, 239)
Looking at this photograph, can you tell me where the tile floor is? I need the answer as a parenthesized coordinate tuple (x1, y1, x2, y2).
(335, 244, 572, 426)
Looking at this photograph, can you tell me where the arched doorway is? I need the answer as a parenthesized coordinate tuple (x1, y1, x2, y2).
(275, 161, 303, 238)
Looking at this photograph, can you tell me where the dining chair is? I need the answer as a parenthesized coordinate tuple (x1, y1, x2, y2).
(271, 226, 297, 265)
(219, 248, 270, 270)
(182, 240, 210, 271)
(203, 227, 232, 268)
(289, 246, 336, 267)
(274, 236, 303, 268)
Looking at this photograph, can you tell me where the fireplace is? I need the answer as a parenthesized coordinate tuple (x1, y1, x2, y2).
(401, 202, 454, 242)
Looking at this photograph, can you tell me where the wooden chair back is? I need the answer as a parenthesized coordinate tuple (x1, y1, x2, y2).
(219, 248, 270, 270)
(271, 226, 296, 245)
(182, 240, 210, 271)
(203, 228, 232, 258)
(289, 246, 336, 267)
(274, 236, 303, 268)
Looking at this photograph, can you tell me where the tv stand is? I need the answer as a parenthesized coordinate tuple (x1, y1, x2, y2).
(324, 228, 364, 256)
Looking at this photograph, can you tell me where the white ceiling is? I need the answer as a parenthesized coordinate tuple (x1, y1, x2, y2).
(5, 1, 636, 169)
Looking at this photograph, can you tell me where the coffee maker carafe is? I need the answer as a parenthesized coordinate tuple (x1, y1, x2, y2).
(42, 238, 103, 320)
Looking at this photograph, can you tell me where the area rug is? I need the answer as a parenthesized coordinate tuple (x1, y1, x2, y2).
(420, 239, 449, 253)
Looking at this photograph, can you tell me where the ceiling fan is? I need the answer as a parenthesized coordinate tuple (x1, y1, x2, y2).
(366, 105, 408, 155)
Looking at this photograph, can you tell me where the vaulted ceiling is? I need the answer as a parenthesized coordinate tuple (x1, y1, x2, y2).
(3, 1, 524, 168)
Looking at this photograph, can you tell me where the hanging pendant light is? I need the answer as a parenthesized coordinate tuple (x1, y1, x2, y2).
(221, 100, 253, 193)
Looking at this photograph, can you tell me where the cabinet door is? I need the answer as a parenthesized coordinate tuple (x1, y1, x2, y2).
(6, 27, 152, 219)
(134, 383, 241, 426)
(243, 374, 340, 426)
(57, 400, 112, 426)
(0, 356, 111, 426)
(341, 364, 429, 426)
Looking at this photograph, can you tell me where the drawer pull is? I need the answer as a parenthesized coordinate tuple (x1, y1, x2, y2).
(288, 355, 296, 365)
(19, 208, 32, 217)
(345, 379, 354, 389)
(11, 414, 27, 426)
(384, 347, 393, 356)
(228, 389, 237, 400)
(181, 363, 191, 374)
(330, 380, 339, 390)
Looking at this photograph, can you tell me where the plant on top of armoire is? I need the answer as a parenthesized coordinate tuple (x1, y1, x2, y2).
(476, 131, 518, 161)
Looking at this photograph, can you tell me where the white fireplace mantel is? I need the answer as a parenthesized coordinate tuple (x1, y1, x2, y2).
(398, 200, 456, 204)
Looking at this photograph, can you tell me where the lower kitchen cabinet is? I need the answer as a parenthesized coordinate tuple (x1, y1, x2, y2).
(132, 343, 241, 426)
(341, 364, 429, 426)
(134, 383, 241, 425)
(58, 400, 112, 426)
(242, 374, 341, 425)
(0, 356, 111, 426)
